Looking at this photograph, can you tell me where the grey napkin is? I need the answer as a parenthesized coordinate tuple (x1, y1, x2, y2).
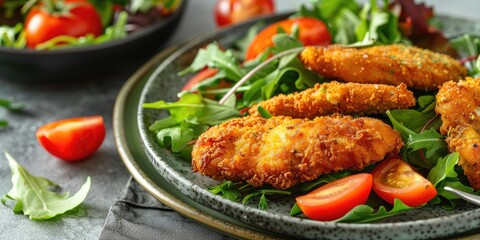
(99, 178, 234, 240)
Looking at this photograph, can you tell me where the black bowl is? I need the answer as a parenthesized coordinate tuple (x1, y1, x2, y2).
(0, 0, 187, 82)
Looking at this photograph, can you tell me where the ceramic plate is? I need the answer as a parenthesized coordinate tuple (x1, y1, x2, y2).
(113, 46, 287, 239)
(136, 14, 480, 239)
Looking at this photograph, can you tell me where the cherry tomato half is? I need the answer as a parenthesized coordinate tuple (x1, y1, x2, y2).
(245, 17, 331, 60)
(296, 173, 372, 221)
(372, 157, 437, 207)
(36, 116, 106, 161)
(25, 0, 103, 48)
(214, 0, 275, 27)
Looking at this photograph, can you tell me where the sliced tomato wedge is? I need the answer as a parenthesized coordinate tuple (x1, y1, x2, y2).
(296, 173, 372, 221)
(36, 116, 106, 161)
(372, 157, 437, 207)
(245, 17, 331, 60)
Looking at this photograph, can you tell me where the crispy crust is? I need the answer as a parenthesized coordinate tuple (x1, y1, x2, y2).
(436, 77, 480, 190)
(192, 115, 403, 189)
(248, 81, 416, 118)
(300, 44, 467, 91)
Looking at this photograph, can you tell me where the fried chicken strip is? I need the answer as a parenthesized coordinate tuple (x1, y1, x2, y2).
(192, 115, 403, 189)
(300, 44, 467, 91)
(436, 77, 480, 190)
(248, 81, 415, 118)
(436, 77, 480, 135)
(446, 126, 480, 190)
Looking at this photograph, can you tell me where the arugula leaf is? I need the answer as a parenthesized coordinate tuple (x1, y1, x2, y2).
(295, 171, 350, 192)
(388, 109, 437, 133)
(450, 34, 480, 76)
(427, 152, 459, 187)
(242, 189, 290, 210)
(334, 199, 417, 223)
(208, 181, 241, 202)
(295, 0, 360, 44)
(1, 153, 91, 220)
(404, 128, 448, 166)
(179, 42, 245, 81)
(144, 93, 240, 153)
(0, 97, 25, 112)
(0, 98, 26, 128)
(356, 0, 402, 44)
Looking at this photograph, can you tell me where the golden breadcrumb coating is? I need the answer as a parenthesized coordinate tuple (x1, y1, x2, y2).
(436, 77, 480, 135)
(436, 77, 480, 190)
(192, 115, 403, 189)
(447, 126, 480, 190)
(248, 81, 416, 118)
(300, 44, 467, 91)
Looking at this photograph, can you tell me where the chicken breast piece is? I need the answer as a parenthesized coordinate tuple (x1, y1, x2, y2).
(192, 115, 403, 189)
(300, 44, 467, 91)
(447, 126, 480, 190)
(436, 77, 480, 135)
(436, 77, 480, 190)
(248, 81, 415, 118)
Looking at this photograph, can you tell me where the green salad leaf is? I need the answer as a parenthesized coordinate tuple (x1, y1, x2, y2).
(0, 97, 26, 128)
(1, 153, 91, 220)
(144, 93, 240, 154)
(0, 24, 26, 49)
(334, 199, 417, 223)
(450, 34, 480, 77)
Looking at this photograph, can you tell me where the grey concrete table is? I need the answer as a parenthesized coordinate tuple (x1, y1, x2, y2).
(0, 1, 478, 239)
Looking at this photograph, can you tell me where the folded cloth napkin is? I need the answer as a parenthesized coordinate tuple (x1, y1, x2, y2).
(99, 177, 234, 240)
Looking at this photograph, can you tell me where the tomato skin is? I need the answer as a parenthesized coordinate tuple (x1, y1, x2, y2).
(181, 68, 220, 91)
(245, 17, 331, 60)
(36, 116, 106, 161)
(296, 173, 372, 221)
(214, 0, 275, 27)
(25, 0, 103, 48)
(372, 157, 437, 207)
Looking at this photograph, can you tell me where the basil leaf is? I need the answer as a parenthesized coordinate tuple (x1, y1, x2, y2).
(1, 153, 91, 220)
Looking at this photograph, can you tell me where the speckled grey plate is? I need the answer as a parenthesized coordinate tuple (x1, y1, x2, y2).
(137, 14, 480, 239)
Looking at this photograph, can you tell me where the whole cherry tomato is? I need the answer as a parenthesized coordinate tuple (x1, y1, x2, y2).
(25, 0, 103, 48)
(296, 173, 372, 221)
(245, 17, 331, 60)
(372, 157, 437, 207)
(214, 0, 275, 27)
(36, 116, 106, 161)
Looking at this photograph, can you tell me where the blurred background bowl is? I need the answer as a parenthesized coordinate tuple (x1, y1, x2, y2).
(0, 0, 187, 82)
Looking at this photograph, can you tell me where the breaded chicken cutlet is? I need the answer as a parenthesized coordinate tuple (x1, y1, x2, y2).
(248, 81, 415, 118)
(436, 77, 480, 190)
(192, 115, 403, 189)
(300, 44, 467, 91)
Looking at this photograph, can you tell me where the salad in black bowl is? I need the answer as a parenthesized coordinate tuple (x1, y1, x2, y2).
(0, 0, 186, 81)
